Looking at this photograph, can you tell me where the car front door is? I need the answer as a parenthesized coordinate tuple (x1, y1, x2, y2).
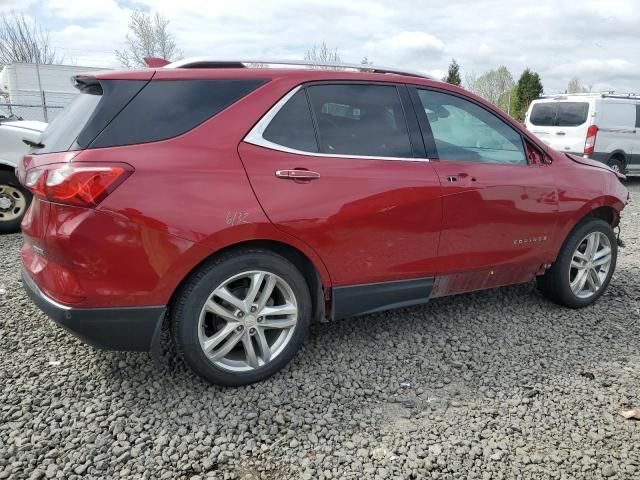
(238, 82, 442, 316)
(410, 87, 558, 297)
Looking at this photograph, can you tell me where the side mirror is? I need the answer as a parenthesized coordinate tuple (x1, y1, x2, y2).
(525, 141, 550, 165)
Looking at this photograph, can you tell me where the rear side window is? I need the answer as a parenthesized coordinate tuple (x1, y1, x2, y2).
(263, 90, 318, 152)
(530, 102, 589, 127)
(636, 105, 640, 128)
(306, 84, 413, 158)
(91, 79, 267, 148)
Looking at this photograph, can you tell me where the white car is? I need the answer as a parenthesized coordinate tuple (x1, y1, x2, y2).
(0, 121, 47, 233)
(525, 92, 640, 175)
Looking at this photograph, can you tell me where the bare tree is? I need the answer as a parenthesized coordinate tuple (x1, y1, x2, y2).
(0, 12, 61, 66)
(304, 42, 341, 66)
(567, 77, 591, 94)
(115, 11, 181, 68)
(467, 66, 514, 109)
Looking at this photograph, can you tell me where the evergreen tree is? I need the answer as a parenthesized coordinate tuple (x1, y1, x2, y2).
(514, 68, 543, 120)
(443, 59, 461, 86)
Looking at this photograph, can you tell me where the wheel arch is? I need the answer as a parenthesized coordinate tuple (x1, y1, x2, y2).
(607, 150, 627, 168)
(168, 238, 330, 325)
(0, 162, 16, 172)
(550, 198, 622, 264)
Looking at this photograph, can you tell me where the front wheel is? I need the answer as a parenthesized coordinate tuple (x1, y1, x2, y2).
(171, 249, 311, 386)
(0, 170, 31, 234)
(537, 218, 617, 308)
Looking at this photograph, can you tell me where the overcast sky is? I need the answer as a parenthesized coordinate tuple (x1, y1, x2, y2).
(3, 0, 640, 93)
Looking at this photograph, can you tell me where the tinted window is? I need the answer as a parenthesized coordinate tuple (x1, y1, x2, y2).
(530, 102, 589, 127)
(529, 103, 555, 126)
(263, 89, 318, 152)
(556, 102, 589, 126)
(418, 89, 526, 165)
(76, 80, 148, 148)
(636, 105, 640, 128)
(306, 84, 413, 158)
(91, 79, 267, 148)
(38, 90, 102, 154)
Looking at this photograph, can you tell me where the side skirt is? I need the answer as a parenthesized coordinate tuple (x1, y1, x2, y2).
(331, 277, 434, 320)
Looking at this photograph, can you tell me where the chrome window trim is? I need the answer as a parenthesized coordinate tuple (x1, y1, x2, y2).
(243, 85, 430, 163)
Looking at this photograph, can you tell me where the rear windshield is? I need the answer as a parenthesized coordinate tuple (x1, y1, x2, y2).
(37, 88, 103, 154)
(35, 78, 267, 154)
(529, 102, 589, 127)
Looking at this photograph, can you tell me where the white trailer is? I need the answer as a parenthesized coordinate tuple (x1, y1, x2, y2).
(0, 63, 109, 122)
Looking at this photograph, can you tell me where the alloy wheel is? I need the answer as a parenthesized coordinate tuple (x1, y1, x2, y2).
(198, 270, 298, 372)
(569, 231, 612, 299)
(0, 185, 26, 223)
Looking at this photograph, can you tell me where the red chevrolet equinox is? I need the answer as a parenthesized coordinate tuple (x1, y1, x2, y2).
(18, 59, 628, 386)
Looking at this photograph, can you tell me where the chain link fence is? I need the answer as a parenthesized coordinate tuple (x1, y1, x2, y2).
(1, 90, 75, 123)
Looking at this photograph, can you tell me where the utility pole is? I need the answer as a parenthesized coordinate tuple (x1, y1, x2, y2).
(33, 46, 48, 122)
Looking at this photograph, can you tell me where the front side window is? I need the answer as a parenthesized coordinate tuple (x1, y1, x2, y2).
(306, 84, 413, 158)
(417, 89, 526, 165)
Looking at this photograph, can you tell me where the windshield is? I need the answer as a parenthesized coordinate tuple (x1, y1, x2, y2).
(529, 102, 589, 127)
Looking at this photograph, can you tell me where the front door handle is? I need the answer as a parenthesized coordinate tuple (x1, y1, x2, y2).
(275, 169, 321, 180)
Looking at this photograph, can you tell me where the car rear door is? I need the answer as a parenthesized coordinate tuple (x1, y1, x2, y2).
(238, 82, 442, 297)
(411, 87, 558, 296)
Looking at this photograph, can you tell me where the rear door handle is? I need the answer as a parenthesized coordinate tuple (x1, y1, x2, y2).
(275, 169, 321, 180)
(447, 173, 476, 184)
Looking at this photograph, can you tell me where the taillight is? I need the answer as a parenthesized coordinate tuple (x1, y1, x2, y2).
(584, 124, 598, 156)
(24, 162, 133, 207)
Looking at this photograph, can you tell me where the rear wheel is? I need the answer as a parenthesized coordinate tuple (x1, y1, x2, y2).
(537, 218, 617, 308)
(606, 156, 624, 174)
(171, 249, 311, 386)
(0, 170, 31, 234)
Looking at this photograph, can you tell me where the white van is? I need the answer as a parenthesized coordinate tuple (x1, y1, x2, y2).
(525, 93, 640, 175)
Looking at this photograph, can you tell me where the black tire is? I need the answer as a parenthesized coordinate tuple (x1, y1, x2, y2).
(0, 170, 31, 234)
(606, 156, 624, 174)
(171, 248, 312, 386)
(537, 218, 617, 308)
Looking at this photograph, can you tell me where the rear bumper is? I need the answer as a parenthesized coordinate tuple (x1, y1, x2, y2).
(21, 267, 166, 351)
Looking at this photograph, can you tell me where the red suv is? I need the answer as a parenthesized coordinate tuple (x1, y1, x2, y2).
(18, 59, 628, 386)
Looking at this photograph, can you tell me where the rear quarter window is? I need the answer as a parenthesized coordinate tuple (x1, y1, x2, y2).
(90, 79, 267, 148)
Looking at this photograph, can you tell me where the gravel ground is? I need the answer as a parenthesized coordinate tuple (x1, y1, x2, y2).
(1, 180, 640, 480)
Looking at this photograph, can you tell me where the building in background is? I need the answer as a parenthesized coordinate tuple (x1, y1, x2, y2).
(0, 63, 109, 123)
